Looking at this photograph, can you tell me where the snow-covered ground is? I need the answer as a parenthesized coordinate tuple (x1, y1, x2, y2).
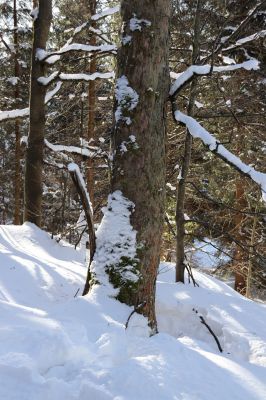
(0, 223, 266, 400)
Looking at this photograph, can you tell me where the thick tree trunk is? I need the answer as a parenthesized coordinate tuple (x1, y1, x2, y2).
(110, 0, 171, 330)
(24, 0, 52, 226)
(13, 0, 21, 225)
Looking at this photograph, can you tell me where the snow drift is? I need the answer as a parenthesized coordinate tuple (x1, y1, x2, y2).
(0, 223, 265, 399)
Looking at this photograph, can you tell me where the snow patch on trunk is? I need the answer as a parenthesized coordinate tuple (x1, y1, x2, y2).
(90, 191, 139, 295)
(115, 76, 139, 125)
(129, 16, 151, 31)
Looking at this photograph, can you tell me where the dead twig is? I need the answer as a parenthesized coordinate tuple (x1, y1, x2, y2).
(193, 308, 223, 353)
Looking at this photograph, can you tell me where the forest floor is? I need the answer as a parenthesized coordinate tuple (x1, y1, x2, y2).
(0, 223, 266, 400)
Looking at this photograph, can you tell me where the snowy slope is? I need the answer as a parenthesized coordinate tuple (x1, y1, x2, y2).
(0, 223, 266, 400)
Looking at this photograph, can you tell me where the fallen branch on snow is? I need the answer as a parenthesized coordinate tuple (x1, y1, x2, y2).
(193, 308, 223, 353)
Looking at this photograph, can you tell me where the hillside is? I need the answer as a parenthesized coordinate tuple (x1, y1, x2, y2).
(0, 223, 265, 400)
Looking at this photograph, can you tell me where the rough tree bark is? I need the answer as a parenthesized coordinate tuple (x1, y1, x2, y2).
(24, 0, 52, 226)
(175, 0, 202, 283)
(110, 0, 171, 330)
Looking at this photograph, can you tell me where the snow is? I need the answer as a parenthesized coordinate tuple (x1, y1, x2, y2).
(38, 71, 59, 85)
(0, 224, 266, 399)
(0, 106, 29, 122)
(195, 100, 204, 108)
(166, 182, 176, 191)
(44, 81, 62, 103)
(73, 22, 87, 35)
(129, 16, 151, 32)
(20, 135, 28, 146)
(0, 82, 62, 122)
(7, 76, 19, 85)
(90, 191, 139, 291)
(122, 35, 132, 45)
(91, 5, 120, 21)
(38, 72, 114, 85)
(68, 163, 93, 213)
(30, 7, 39, 21)
(222, 56, 236, 65)
(45, 139, 95, 158)
(115, 76, 139, 124)
(223, 30, 266, 51)
(37, 44, 117, 65)
(174, 110, 266, 201)
(170, 60, 260, 96)
(129, 135, 136, 142)
(59, 72, 115, 82)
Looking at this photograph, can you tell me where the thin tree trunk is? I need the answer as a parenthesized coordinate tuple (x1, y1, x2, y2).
(233, 119, 248, 294)
(246, 207, 257, 298)
(175, 0, 202, 283)
(110, 0, 171, 331)
(87, 0, 97, 208)
(234, 178, 247, 293)
(13, 0, 21, 224)
(24, 0, 52, 226)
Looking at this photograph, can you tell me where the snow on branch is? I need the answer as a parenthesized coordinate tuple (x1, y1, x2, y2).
(44, 81, 62, 102)
(38, 71, 115, 86)
(59, 71, 115, 81)
(68, 163, 93, 213)
(0, 82, 62, 123)
(37, 43, 117, 65)
(0, 106, 29, 122)
(169, 60, 259, 97)
(208, 0, 266, 60)
(38, 5, 119, 66)
(174, 110, 266, 201)
(44, 139, 96, 158)
(91, 5, 120, 21)
(222, 30, 266, 52)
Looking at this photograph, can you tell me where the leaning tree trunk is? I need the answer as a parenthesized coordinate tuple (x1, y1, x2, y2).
(110, 0, 171, 331)
(24, 0, 52, 226)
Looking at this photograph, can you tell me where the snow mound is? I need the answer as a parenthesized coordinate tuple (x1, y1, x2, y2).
(0, 224, 266, 400)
